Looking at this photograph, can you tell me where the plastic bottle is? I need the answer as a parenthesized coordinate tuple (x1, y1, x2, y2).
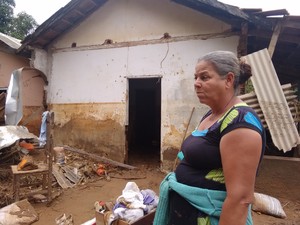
(53, 147, 66, 165)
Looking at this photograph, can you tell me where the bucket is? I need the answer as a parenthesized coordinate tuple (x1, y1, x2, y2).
(53, 147, 65, 165)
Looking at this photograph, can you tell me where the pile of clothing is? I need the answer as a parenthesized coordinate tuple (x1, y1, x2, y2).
(95, 182, 159, 225)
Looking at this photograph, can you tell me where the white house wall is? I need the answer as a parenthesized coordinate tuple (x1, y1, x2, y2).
(54, 0, 231, 48)
(49, 37, 238, 169)
(41, 0, 239, 170)
(50, 48, 128, 104)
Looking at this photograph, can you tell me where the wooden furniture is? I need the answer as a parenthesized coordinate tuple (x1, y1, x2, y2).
(11, 112, 54, 203)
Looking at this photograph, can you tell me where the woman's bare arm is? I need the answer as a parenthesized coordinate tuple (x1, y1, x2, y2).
(219, 128, 262, 225)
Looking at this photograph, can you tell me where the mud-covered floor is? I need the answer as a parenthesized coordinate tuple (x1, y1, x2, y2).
(0, 153, 300, 225)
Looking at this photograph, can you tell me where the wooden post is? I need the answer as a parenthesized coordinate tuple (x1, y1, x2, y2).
(46, 111, 54, 203)
(238, 22, 248, 95)
(172, 107, 195, 171)
(268, 20, 283, 58)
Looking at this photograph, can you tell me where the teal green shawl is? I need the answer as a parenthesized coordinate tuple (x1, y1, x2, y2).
(153, 172, 253, 225)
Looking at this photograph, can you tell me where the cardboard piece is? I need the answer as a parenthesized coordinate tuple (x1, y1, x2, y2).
(0, 199, 39, 224)
(96, 210, 155, 225)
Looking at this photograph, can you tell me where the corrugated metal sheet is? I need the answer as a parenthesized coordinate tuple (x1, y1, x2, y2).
(0, 32, 21, 49)
(242, 48, 300, 152)
(239, 83, 299, 128)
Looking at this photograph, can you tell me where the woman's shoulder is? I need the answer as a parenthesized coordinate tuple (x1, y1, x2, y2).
(220, 103, 263, 133)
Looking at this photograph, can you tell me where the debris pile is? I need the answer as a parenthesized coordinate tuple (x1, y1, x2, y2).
(93, 181, 158, 225)
(0, 124, 144, 224)
(0, 126, 39, 165)
(0, 142, 136, 208)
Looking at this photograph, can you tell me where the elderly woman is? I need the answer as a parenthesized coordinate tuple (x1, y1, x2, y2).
(154, 51, 266, 225)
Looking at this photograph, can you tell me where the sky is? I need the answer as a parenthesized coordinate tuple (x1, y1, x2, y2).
(14, 0, 300, 25)
(220, 0, 300, 15)
(14, 0, 71, 24)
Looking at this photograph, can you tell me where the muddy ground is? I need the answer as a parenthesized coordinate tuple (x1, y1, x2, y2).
(0, 151, 300, 225)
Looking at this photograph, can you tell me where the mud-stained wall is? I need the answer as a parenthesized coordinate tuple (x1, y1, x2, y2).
(161, 106, 210, 171)
(20, 70, 45, 107)
(0, 52, 46, 133)
(20, 106, 45, 136)
(33, 0, 241, 171)
(18, 70, 46, 135)
(51, 103, 126, 162)
(46, 38, 239, 170)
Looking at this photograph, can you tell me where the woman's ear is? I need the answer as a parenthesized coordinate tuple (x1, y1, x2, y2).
(225, 72, 235, 87)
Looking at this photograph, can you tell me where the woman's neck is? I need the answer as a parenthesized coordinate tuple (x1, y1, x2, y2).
(210, 94, 237, 120)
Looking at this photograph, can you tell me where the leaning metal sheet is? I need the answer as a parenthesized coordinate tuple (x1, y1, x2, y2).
(0, 126, 38, 150)
(242, 48, 300, 152)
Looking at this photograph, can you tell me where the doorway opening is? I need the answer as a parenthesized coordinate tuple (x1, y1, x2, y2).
(127, 77, 161, 166)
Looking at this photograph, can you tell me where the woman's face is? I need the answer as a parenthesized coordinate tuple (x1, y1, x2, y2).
(194, 60, 227, 106)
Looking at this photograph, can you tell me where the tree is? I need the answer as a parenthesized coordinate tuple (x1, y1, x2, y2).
(0, 0, 38, 40)
(0, 0, 15, 34)
(9, 12, 38, 39)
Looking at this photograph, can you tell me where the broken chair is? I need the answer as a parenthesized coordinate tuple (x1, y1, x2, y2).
(11, 112, 54, 203)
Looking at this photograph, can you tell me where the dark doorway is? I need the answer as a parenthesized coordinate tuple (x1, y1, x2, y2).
(127, 78, 161, 166)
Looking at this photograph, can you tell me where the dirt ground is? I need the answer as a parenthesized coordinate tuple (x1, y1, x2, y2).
(1, 152, 300, 225)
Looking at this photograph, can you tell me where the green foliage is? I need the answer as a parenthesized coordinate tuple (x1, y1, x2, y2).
(0, 0, 15, 34)
(245, 79, 254, 93)
(0, 0, 38, 40)
(9, 12, 38, 39)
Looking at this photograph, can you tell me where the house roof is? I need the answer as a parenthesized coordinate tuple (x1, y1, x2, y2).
(245, 10, 300, 84)
(18, 0, 300, 84)
(172, 0, 272, 29)
(19, 0, 108, 49)
(19, 0, 272, 49)
(0, 32, 21, 53)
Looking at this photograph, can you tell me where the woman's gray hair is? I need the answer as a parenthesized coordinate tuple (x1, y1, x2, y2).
(198, 51, 241, 92)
